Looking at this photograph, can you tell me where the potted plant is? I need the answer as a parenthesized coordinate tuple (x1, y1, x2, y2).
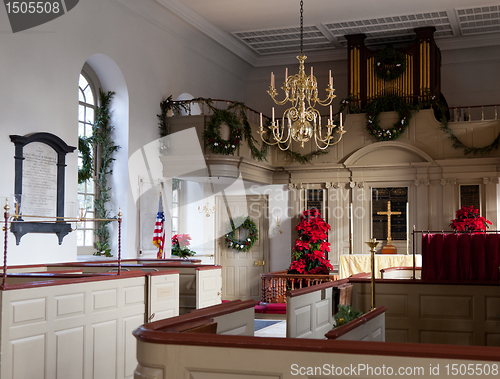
(450, 206, 491, 233)
(171, 234, 196, 258)
(288, 209, 333, 276)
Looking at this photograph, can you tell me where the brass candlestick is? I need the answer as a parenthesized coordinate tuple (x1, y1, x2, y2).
(365, 238, 380, 310)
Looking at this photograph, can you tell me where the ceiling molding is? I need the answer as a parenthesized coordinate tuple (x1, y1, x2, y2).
(254, 49, 347, 67)
(436, 33, 500, 51)
(155, 0, 258, 66)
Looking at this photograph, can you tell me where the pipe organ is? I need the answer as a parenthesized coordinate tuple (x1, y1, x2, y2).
(346, 27, 441, 108)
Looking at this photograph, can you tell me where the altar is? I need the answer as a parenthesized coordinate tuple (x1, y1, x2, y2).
(339, 254, 422, 279)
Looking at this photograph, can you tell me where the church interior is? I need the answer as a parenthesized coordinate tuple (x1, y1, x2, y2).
(1, 0, 500, 378)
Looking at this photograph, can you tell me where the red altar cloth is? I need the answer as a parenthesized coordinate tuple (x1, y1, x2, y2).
(422, 233, 500, 281)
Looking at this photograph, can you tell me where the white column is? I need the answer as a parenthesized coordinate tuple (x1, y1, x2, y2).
(484, 177, 499, 230)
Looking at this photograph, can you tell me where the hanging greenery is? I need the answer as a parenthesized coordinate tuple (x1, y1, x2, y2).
(228, 101, 269, 161)
(225, 217, 259, 252)
(365, 95, 413, 141)
(373, 47, 407, 82)
(157, 96, 331, 164)
(92, 90, 120, 256)
(203, 109, 243, 156)
(78, 136, 93, 184)
(339, 94, 500, 154)
(427, 97, 500, 155)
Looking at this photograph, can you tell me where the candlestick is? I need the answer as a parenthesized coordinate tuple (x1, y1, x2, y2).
(310, 66, 313, 80)
(329, 105, 332, 121)
(272, 107, 275, 123)
(259, 113, 263, 128)
(285, 67, 288, 81)
(271, 72, 274, 88)
(329, 70, 332, 86)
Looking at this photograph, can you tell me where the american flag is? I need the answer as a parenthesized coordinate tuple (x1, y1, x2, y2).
(153, 193, 165, 259)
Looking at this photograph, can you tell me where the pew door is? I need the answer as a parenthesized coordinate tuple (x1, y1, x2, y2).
(147, 273, 179, 322)
(216, 195, 269, 302)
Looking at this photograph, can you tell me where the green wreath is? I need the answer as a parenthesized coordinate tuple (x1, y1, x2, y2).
(78, 136, 93, 184)
(366, 96, 413, 141)
(374, 47, 406, 82)
(203, 109, 243, 156)
(225, 217, 258, 252)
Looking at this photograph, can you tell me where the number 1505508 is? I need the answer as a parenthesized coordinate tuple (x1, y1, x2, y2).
(5, 2, 61, 14)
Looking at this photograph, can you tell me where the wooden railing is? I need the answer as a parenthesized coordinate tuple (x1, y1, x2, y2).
(448, 104, 499, 122)
(261, 270, 339, 303)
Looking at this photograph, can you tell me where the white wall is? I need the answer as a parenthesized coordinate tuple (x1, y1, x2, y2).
(0, 0, 252, 264)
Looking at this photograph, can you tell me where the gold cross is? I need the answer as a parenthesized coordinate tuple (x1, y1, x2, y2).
(377, 201, 401, 245)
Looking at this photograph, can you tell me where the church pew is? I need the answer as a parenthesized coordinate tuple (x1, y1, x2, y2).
(133, 301, 500, 379)
(0, 270, 178, 379)
(325, 306, 387, 341)
(285, 279, 355, 339)
(349, 277, 500, 345)
(380, 266, 422, 279)
(46, 261, 222, 314)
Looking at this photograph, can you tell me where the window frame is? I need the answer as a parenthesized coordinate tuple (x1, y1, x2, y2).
(77, 63, 101, 255)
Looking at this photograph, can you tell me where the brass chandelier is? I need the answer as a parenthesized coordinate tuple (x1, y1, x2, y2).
(258, 0, 345, 150)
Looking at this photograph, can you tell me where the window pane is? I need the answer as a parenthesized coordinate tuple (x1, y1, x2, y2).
(84, 85, 94, 105)
(86, 107, 94, 124)
(79, 104, 85, 122)
(85, 195, 94, 211)
(78, 182, 85, 193)
(79, 88, 85, 103)
(85, 231, 93, 246)
(79, 122, 85, 137)
(85, 124, 93, 138)
(78, 156, 83, 170)
(86, 179, 94, 193)
(79, 74, 88, 90)
(172, 190, 178, 203)
(77, 230, 84, 246)
(172, 205, 178, 217)
(172, 218, 178, 232)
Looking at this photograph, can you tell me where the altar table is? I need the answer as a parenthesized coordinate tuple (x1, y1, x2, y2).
(339, 254, 422, 279)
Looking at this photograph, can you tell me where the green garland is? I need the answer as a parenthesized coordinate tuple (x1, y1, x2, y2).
(340, 94, 500, 154)
(225, 217, 258, 252)
(365, 96, 413, 141)
(92, 90, 120, 256)
(78, 136, 93, 184)
(427, 97, 500, 155)
(203, 109, 243, 156)
(374, 47, 407, 82)
(158, 96, 331, 164)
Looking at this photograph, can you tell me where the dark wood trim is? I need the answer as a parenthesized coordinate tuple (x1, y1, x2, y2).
(1, 270, 146, 290)
(286, 279, 349, 298)
(349, 278, 500, 286)
(195, 265, 222, 271)
(380, 266, 421, 273)
(133, 303, 500, 362)
(325, 306, 387, 339)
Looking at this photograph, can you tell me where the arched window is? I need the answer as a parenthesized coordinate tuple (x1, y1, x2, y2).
(77, 64, 100, 254)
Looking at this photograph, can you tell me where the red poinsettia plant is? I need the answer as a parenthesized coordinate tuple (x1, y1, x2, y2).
(287, 209, 333, 275)
(450, 206, 492, 233)
(171, 234, 196, 258)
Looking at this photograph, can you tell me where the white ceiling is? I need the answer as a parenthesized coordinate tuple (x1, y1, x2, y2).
(157, 0, 500, 66)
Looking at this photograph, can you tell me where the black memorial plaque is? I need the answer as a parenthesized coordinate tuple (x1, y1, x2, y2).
(372, 187, 407, 241)
(460, 185, 480, 210)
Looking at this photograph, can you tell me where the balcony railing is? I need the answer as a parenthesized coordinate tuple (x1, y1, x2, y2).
(260, 270, 340, 303)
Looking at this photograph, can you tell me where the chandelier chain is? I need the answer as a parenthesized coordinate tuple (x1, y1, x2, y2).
(300, 0, 303, 54)
(260, 0, 344, 150)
